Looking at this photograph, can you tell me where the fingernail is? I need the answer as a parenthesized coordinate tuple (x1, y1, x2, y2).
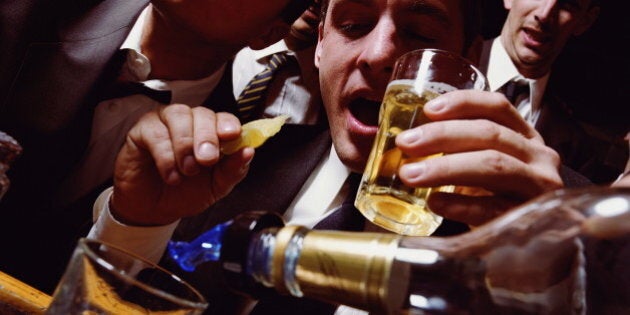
(220, 123, 237, 133)
(183, 155, 199, 175)
(425, 98, 444, 112)
(400, 162, 425, 180)
(198, 142, 217, 159)
(398, 129, 422, 145)
(167, 170, 181, 185)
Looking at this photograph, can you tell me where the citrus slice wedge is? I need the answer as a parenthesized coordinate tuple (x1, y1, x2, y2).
(221, 115, 289, 155)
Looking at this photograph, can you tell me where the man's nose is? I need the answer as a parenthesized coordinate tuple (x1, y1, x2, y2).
(534, 0, 558, 24)
(356, 17, 404, 78)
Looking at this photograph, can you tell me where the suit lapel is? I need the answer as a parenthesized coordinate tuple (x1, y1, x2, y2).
(535, 92, 583, 165)
(534, 92, 600, 186)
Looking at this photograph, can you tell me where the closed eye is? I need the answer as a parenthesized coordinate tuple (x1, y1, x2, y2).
(340, 22, 373, 37)
(402, 28, 437, 43)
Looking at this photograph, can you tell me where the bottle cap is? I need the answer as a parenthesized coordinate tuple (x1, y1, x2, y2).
(220, 211, 285, 298)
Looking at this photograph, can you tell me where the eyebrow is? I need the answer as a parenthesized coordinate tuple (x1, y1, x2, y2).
(408, 0, 452, 27)
(330, 0, 453, 27)
(331, 0, 373, 8)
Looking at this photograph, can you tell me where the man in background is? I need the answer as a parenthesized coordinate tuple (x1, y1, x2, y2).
(479, 0, 627, 184)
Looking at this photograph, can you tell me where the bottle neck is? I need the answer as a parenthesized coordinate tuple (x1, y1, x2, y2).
(248, 225, 408, 313)
(246, 227, 491, 314)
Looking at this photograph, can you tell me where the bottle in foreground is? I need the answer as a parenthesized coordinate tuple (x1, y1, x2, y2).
(168, 187, 630, 314)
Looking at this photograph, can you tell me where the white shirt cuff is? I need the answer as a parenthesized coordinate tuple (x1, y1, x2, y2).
(87, 187, 180, 263)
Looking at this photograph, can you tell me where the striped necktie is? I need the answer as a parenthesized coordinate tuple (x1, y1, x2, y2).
(236, 52, 294, 122)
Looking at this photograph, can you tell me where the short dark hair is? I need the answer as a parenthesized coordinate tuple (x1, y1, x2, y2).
(319, 0, 483, 52)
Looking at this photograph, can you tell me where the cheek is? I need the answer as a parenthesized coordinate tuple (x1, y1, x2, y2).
(318, 42, 346, 104)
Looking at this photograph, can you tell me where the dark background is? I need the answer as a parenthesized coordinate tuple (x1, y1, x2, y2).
(482, 0, 629, 139)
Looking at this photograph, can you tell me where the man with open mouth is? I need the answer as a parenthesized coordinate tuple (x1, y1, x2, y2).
(86, 0, 591, 313)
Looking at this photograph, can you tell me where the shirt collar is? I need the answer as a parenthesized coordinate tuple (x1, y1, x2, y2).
(118, 5, 225, 106)
(489, 37, 550, 113)
(530, 73, 549, 113)
(487, 37, 521, 92)
(248, 40, 317, 79)
(251, 40, 290, 62)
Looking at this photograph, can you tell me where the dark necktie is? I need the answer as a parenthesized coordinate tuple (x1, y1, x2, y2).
(313, 172, 365, 231)
(501, 77, 530, 109)
(236, 52, 294, 122)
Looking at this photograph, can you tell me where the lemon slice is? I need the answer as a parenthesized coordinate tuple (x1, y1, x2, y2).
(221, 115, 289, 155)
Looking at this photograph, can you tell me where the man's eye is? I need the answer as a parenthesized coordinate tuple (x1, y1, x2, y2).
(407, 32, 437, 43)
(340, 22, 371, 35)
(403, 29, 437, 43)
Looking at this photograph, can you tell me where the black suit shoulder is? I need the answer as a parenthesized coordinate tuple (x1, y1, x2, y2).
(537, 91, 627, 185)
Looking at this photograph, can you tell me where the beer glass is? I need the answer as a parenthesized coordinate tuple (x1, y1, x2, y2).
(355, 49, 489, 236)
(45, 238, 208, 314)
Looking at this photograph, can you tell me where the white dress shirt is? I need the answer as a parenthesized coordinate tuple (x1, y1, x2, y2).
(232, 40, 321, 125)
(486, 37, 550, 126)
(284, 145, 351, 227)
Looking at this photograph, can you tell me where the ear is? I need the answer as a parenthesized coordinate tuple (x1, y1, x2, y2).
(503, 0, 513, 10)
(314, 23, 324, 69)
(464, 35, 484, 66)
(248, 21, 291, 50)
(572, 6, 600, 36)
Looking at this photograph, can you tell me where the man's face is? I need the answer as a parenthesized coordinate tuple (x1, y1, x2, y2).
(501, 0, 598, 78)
(151, 0, 294, 46)
(315, 0, 465, 172)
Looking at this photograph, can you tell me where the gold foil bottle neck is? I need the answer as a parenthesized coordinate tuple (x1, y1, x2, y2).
(271, 226, 404, 314)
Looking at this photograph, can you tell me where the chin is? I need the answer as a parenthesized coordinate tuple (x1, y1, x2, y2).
(333, 139, 370, 173)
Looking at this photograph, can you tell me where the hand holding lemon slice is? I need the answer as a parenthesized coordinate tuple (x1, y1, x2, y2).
(221, 115, 289, 155)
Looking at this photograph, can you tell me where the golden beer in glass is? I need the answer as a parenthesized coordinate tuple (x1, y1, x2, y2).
(355, 49, 488, 236)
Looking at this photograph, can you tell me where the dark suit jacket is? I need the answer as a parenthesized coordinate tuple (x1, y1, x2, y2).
(534, 89, 627, 184)
(0, 0, 149, 293)
(479, 38, 627, 185)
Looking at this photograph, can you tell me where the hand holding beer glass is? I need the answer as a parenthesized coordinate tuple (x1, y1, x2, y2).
(355, 49, 489, 236)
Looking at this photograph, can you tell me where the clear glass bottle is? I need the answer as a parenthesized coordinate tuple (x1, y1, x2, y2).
(168, 187, 630, 314)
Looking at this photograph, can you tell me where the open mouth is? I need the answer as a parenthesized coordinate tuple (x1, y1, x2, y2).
(522, 28, 550, 46)
(348, 97, 382, 127)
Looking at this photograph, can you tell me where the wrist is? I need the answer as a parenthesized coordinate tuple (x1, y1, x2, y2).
(94, 187, 180, 227)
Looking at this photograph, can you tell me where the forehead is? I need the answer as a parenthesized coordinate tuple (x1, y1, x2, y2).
(326, 0, 463, 16)
(514, 0, 593, 10)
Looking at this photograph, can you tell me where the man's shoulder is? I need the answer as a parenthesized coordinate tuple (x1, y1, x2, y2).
(540, 92, 628, 184)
